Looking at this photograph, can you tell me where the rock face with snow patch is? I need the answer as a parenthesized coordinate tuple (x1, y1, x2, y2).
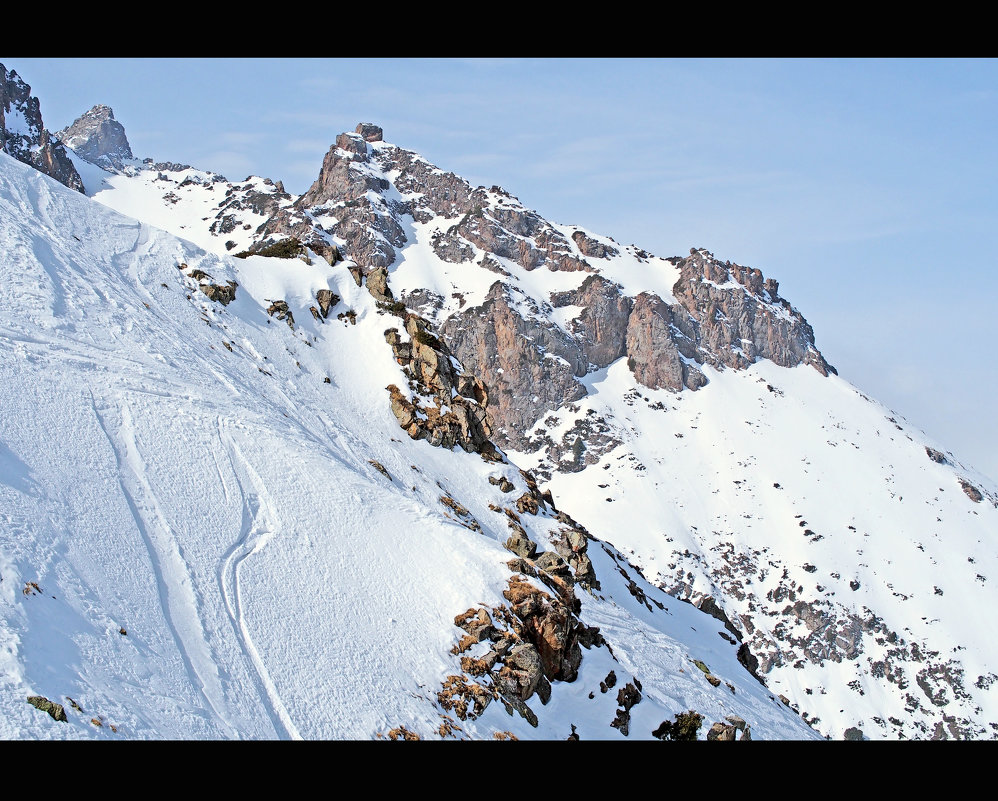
(56, 104, 133, 171)
(441, 282, 590, 449)
(241, 127, 836, 455)
(0, 64, 84, 193)
(669, 248, 835, 379)
(258, 128, 403, 267)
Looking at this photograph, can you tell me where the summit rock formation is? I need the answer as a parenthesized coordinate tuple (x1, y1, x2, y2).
(56, 104, 133, 171)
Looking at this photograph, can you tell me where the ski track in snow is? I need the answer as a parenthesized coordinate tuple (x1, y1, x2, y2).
(90, 393, 237, 738)
(217, 426, 301, 740)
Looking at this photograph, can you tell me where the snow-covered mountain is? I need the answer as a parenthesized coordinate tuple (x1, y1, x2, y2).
(2, 65, 996, 740)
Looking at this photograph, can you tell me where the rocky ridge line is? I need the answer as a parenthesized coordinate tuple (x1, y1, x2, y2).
(246, 123, 835, 457)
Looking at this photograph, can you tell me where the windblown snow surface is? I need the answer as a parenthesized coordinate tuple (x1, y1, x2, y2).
(0, 153, 818, 740)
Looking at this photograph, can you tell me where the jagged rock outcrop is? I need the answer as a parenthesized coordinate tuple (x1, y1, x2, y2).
(706, 718, 752, 741)
(26, 695, 67, 722)
(355, 122, 383, 142)
(667, 248, 835, 378)
(258, 126, 404, 268)
(366, 265, 393, 303)
(209, 182, 295, 248)
(625, 292, 707, 392)
(200, 281, 238, 305)
(244, 127, 836, 459)
(0, 64, 84, 193)
(56, 104, 132, 171)
(441, 281, 589, 450)
(550, 274, 633, 368)
(383, 301, 496, 458)
(610, 680, 642, 735)
(572, 229, 619, 260)
(435, 246, 833, 453)
(441, 568, 603, 727)
(266, 299, 295, 329)
(315, 289, 339, 318)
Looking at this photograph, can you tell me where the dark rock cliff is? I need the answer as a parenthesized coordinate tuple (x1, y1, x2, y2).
(0, 64, 84, 193)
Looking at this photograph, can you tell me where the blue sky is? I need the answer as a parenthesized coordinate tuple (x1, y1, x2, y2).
(5, 57, 998, 481)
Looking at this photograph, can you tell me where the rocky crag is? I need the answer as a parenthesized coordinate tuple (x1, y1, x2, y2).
(56, 104, 133, 171)
(0, 64, 83, 193)
(249, 124, 832, 459)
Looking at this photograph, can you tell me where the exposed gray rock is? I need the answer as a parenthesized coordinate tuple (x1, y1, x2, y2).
(610, 681, 642, 736)
(571, 229, 619, 259)
(200, 281, 238, 306)
(960, 478, 983, 503)
(668, 248, 836, 379)
(925, 446, 948, 465)
(384, 311, 497, 459)
(454, 607, 495, 645)
(697, 595, 742, 641)
(441, 281, 588, 452)
(365, 265, 393, 303)
(56, 104, 133, 171)
(625, 292, 707, 392)
(505, 529, 537, 560)
(488, 475, 515, 493)
(706, 721, 738, 741)
(266, 299, 295, 329)
(550, 274, 633, 368)
(534, 550, 571, 580)
(499, 642, 545, 701)
(355, 122, 383, 142)
(258, 126, 403, 269)
(725, 714, 747, 731)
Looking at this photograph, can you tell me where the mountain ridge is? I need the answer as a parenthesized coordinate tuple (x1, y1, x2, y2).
(2, 69, 997, 739)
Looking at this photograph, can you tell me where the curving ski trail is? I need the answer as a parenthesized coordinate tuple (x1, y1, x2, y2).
(91, 394, 238, 738)
(217, 425, 302, 740)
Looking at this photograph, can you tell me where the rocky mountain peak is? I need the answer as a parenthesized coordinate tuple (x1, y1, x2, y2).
(355, 122, 383, 142)
(56, 103, 133, 171)
(0, 63, 84, 193)
(246, 124, 838, 458)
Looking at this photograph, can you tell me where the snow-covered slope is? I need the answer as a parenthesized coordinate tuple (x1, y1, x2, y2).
(6, 80, 998, 739)
(68, 150, 292, 258)
(518, 358, 998, 739)
(0, 151, 816, 740)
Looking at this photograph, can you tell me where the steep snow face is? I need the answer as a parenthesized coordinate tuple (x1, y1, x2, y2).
(66, 149, 295, 258)
(510, 357, 998, 740)
(0, 153, 816, 741)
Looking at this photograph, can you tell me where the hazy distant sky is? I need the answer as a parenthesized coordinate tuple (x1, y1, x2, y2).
(4, 57, 997, 482)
